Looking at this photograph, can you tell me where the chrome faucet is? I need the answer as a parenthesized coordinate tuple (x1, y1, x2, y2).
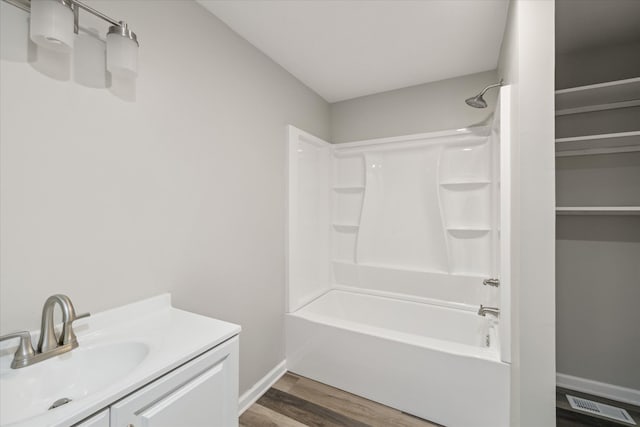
(478, 305, 500, 317)
(38, 294, 81, 352)
(0, 294, 89, 369)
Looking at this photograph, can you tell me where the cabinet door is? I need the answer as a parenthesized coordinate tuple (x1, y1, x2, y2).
(110, 336, 239, 427)
(74, 409, 109, 427)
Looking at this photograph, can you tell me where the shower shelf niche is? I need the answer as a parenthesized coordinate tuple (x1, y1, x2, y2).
(440, 181, 491, 188)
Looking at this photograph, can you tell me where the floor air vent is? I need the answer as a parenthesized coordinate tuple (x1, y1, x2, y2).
(566, 395, 636, 425)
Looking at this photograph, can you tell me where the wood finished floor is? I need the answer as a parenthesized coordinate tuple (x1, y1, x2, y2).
(240, 372, 440, 427)
(241, 372, 640, 427)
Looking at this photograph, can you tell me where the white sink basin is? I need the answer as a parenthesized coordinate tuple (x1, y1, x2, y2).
(0, 294, 241, 427)
(0, 342, 149, 426)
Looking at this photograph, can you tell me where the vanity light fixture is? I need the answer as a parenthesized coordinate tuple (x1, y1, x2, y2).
(4, 0, 139, 79)
(106, 22, 138, 78)
(29, 0, 75, 53)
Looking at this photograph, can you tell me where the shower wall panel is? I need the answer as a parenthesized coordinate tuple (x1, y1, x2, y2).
(287, 127, 332, 312)
(330, 129, 499, 307)
(357, 146, 448, 273)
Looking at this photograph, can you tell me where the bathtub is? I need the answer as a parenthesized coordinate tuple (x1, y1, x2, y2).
(286, 290, 509, 427)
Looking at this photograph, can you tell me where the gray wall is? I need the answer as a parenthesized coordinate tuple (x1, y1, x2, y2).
(555, 41, 640, 390)
(499, 0, 557, 425)
(556, 41, 640, 89)
(0, 0, 330, 395)
(330, 70, 499, 143)
(556, 215, 640, 390)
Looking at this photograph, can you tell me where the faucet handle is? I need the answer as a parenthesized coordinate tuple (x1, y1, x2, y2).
(75, 312, 91, 321)
(60, 312, 90, 347)
(0, 331, 36, 368)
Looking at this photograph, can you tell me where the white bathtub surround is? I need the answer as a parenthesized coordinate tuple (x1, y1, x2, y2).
(288, 124, 504, 312)
(0, 294, 240, 427)
(286, 92, 512, 426)
(286, 290, 509, 427)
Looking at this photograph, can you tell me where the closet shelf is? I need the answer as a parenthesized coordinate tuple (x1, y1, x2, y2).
(556, 99, 640, 116)
(555, 131, 640, 157)
(555, 77, 640, 111)
(556, 207, 640, 215)
(332, 185, 365, 192)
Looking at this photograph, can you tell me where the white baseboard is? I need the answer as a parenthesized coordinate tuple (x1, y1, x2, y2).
(557, 373, 640, 406)
(238, 360, 287, 415)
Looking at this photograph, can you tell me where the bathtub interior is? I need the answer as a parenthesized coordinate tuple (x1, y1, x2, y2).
(293, 289, 501, 360)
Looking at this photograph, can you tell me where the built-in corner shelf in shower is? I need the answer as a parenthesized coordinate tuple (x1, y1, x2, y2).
(446, 228, 491, 234)
(440, 181, 491, 189)
(331, 152, 365, 267)
(437, 136, 496, 278)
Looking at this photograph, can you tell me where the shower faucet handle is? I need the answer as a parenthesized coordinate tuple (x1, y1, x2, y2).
(483, 278, 500, 287)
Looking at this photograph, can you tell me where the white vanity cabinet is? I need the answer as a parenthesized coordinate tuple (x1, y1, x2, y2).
(109, 336, 239, 427)
(71, 336, 239, 427)
(74, 410, 109, 427)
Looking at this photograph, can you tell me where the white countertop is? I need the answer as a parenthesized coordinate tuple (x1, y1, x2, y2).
(0, 294, 241, 427)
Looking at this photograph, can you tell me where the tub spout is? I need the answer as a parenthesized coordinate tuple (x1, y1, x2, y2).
(478, 305, 500, 317)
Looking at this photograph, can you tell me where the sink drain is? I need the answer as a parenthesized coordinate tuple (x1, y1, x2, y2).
(49, 397, 72, 410)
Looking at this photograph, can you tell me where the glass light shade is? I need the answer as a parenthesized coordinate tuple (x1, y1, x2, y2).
(106, 33, 138, 79)
(29, 0, 74, 53)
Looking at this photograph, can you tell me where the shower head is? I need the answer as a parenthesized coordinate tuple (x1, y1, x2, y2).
(465, 80, 504, 108)
(465, 94, 488, 108)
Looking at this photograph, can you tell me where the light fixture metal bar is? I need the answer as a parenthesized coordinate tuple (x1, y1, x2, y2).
(73, 4, 79, 33)
(69, 0, 119, 27)
(1, 0, 122, 28)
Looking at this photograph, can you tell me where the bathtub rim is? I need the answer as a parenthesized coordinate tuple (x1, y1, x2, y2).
(288, 288, 504, 364)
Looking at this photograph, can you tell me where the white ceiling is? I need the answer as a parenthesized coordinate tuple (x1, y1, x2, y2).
(556, 0, 640, 53)
(198, 1, 509, 103)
